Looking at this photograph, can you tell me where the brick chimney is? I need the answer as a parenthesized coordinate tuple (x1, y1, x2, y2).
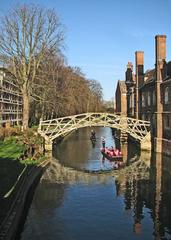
(154, 35, 166, 152)
(155, 35, 166, 62)
(135, 51, 144, 119)
(135, 51, 144, 87)
(125, 62, 133, 82)
(155, 35, 166, 82)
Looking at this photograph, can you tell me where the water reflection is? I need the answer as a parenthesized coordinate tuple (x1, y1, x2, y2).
(114, 150, 171, 239)
(20, 127, 171, 240)
(53, 127, 141, 171)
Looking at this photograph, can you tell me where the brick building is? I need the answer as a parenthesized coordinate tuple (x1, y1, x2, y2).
(125, 61, 135, 117)
(0, 68, 23, 126)
(115, 80, 127, 115)
(115, 35, 171, 155)
(115, 80, 127, 141)
(161, 60, 171, 155)
(139, 68, 156, 122)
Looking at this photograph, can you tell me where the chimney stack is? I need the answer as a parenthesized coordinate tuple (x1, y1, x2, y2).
(155, 35, 166, 63)
(125, 61, 133, 82)
(127, 61, 133, 70)
(155, 35, 166, 82)
(135, 51, 144, 119)
(135, 51, 144, 87)
(154, 35, 166, 147)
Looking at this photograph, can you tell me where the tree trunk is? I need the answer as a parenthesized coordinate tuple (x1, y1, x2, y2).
(22, 89, 30, 130)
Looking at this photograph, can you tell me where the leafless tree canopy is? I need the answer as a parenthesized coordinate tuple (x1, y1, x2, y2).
(0, 4, 64, 87)
(0, 4, 64, 128)
(0, 4, 106, 127)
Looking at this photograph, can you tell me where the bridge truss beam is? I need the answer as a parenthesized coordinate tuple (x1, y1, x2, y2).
(38, 113, 151, 147)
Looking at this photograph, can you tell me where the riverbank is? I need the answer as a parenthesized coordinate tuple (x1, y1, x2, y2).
(0, 129, 50, 240)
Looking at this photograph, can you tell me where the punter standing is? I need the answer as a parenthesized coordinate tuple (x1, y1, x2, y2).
(101, 136, 106, 148)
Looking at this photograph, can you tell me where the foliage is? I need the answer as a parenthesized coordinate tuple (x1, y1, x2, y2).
(0, 126, 22, 141)
(0, 129, 44, 165)
(20, 155, 45, 165)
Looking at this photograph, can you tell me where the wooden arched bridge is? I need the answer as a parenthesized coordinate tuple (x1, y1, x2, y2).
(38, 113, 151, 151)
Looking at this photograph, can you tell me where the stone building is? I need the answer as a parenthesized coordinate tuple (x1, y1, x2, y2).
(0, 68, 23, 126)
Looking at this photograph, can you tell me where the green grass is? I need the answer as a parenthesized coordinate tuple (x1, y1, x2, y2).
(0, 136, 45, 166)
(30, 124, 39, 130)
(21, 155, 46, 165)
(0, 134, 45, 223)
(0, 137, 25, 160)
(0, 137, 26, 222)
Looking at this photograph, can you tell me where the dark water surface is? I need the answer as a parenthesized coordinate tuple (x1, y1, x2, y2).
(20, 127, 171, 240)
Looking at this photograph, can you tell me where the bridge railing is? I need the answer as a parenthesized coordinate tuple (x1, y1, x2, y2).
(38, 113, 151, 142)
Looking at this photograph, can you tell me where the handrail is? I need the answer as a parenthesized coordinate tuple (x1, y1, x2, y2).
(38, 112, 151, 142)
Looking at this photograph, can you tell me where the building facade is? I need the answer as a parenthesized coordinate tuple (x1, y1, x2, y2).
(115, 80, 127, 115)
(161, 60, 171, 155)
(115, 35, 171, 155)
(0, 68, 23, 126)
(115, 80, 127, 141)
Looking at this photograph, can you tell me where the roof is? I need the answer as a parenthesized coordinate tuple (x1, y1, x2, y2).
(167, 61, 171, 77)
(144, 69, 155, 83)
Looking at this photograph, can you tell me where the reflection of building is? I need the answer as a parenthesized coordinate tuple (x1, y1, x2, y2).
(120, 142, 128, 163)
(0, 68, 23, 126)
(149, 152, 171, 239)
(116, 173, 149, 235)
(115, 35, 171, 156)
(115, 151, 171, 239)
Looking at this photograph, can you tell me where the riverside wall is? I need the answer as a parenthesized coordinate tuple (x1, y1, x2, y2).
(0, 160, 50, 240)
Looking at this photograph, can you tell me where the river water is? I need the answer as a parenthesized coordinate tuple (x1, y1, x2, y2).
(19, 127, 171, 240)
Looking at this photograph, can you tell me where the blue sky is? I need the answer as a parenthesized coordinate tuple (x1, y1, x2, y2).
(1, 0, 171, 100)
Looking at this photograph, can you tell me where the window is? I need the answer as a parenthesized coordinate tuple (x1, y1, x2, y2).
(142, 93, 145, 107)
(147, 115, 151, 121)
(164, 115, 170, 129)
(147, 92, 151, 106)
(164, 87, 169, 104)
(129, 96, 132, 109)
(141, 114, 145, 120)
(152, 91, 156, 105)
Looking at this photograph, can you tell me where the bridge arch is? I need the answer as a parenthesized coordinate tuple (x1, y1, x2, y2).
(38, 113, 151, 151)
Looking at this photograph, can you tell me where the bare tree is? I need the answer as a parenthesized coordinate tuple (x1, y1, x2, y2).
(0, 4, 64, 129)
(87, 79, 103, 112)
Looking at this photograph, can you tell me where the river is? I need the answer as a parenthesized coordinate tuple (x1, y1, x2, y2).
(19, 127, 171, 240)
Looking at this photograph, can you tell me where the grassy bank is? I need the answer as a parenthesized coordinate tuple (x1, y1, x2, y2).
(0, 137, 25, 159)
(0, 130, 45, 225)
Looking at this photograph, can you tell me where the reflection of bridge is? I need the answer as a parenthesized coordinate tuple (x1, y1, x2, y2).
(38, 113, 151, 151)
